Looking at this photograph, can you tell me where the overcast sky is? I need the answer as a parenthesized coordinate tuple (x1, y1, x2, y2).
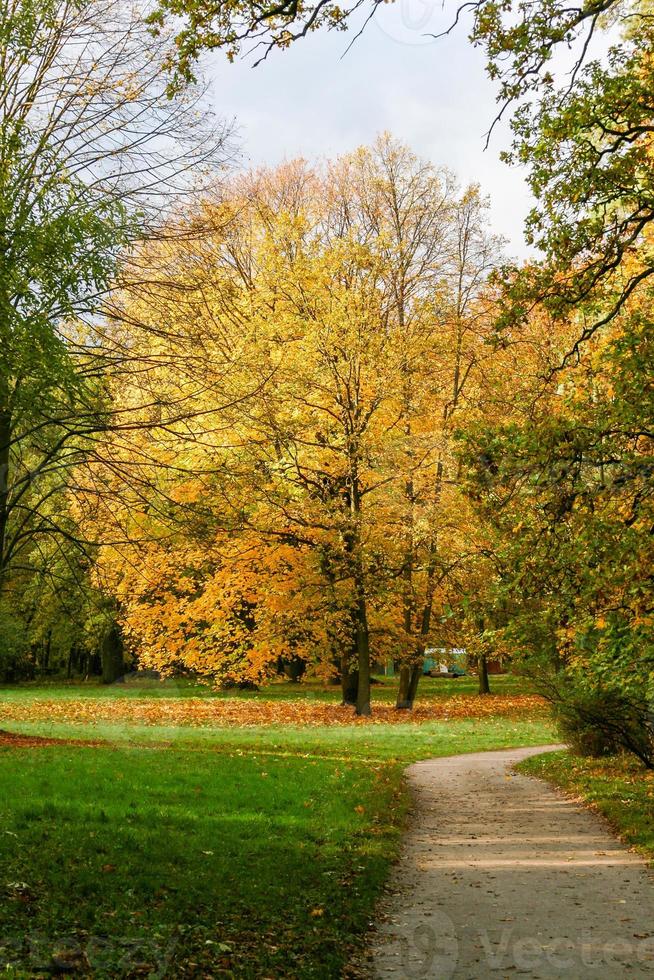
(204, 1, 535, 260)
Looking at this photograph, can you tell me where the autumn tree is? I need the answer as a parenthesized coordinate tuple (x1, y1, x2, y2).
(89, 137, 500, 714)
(148, 0, 654, 742)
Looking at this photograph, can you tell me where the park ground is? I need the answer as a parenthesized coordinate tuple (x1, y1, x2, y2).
(0, 675, 652, 978)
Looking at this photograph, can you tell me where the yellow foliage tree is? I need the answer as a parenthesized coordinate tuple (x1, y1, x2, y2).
(85, 136, 502, 714)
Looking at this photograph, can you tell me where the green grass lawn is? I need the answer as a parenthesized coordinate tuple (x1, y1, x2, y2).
(517, 750, 654, 862)
(0, 682, 555, 978)
(1, 743, 403, 978)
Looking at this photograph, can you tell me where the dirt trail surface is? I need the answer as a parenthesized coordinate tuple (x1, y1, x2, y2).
(370, 746, 654, 979)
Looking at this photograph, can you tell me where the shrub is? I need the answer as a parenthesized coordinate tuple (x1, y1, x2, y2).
(553, 684, 654, 769)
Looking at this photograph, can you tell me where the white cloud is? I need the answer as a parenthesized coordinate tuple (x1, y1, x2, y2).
(205, 2, 535, 259)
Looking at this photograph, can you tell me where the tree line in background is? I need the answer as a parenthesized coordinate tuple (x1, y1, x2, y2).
(1, 0, 652, 760)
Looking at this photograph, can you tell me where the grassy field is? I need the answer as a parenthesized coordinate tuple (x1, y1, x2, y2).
(518, 751, 654, 862)
(0, 679, 554, 978)
(1, 743, 403, 978)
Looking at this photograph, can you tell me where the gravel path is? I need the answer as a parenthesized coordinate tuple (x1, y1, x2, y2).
(370, 746, 654, 979)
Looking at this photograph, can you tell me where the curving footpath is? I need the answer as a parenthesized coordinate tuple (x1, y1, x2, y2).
(370, 746, 654, 979)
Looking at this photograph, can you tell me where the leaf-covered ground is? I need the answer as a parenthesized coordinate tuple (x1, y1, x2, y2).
(0, 693, 546, 729)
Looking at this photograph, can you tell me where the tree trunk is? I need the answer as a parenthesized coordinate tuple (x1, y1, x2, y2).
(478, 651, 491, 695)
(407, 664, 422, 703)
(340, 652, 359, 706)
(396, 536, 438, 711)
(101, 624, 125, 684)
(396, 662, 423, 710)
(354, 588, 371, 717)
(42, 631, 51, 672)
(396, 665, 412, 709)
(397, 450, 418, 710)
(0, 402, 11, 589)
(398, 492, 441, 711)
(343, 457, 370, 716)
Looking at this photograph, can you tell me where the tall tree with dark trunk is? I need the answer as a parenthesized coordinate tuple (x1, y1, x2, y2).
(101, 623, 126, 685)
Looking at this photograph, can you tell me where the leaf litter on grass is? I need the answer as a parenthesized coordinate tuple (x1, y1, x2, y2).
(0, 695, 546, 728)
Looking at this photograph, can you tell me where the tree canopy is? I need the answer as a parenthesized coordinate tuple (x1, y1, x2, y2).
(84, 137, 501, 714)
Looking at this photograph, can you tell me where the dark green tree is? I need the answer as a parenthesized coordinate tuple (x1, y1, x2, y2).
(459, 290, 654, 765)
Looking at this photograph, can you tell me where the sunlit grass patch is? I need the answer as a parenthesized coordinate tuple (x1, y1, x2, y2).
(0, 716, 556, 761)
(0, 744, 404, 978)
